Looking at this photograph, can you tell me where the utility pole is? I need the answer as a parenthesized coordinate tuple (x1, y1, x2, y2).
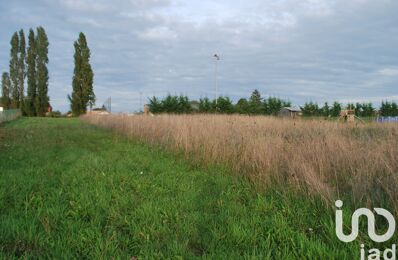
(139, 91, 143, 112)
(214, 54, 220, 106)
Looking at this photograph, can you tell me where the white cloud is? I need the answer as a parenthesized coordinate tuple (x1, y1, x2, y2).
(60, 0, 111, 13)
(138, 26, 178, 41)
(379, 68, 398, 77)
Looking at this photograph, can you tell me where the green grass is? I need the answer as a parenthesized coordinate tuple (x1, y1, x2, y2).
(0, 118, 360, 259)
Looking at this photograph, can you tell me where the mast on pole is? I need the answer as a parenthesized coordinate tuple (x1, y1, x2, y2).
(214, 54, 220, 106)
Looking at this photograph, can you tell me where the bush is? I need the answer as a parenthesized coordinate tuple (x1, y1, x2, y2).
(47, 111, 62, 118)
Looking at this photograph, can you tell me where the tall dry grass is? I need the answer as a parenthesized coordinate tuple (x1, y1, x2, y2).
(82, 114, 398, 213)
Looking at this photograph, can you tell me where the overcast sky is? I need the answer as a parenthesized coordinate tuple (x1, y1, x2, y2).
(1, 0, 398, 112)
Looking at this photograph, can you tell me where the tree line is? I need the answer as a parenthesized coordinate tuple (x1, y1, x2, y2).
(149, 89, 398, 117)
(1, 28, 95, 117)
(1, 27, 49, 116)
(379, 101, 398, 117)
(300, 102, 370, 117)
(148, 90, 292, 115)
(301, 101, 398, 117)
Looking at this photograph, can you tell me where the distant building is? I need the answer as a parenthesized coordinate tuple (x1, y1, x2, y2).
(45, 104, 53, 117)
(89, 107, 110, 115)
(278, 107, 301, 118)
(376, 116, 398, 123)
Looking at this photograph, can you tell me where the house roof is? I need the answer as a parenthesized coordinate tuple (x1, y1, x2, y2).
(281, 107, 301, 112)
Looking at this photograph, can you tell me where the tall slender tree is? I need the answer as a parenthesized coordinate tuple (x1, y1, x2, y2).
(249, 89, 263, 114)
(35, 26, 49, 116)
(26, 29, 37, 116)
(18, 29, 26, 113)
(69, 32, 95, 116)
(9, 32, 19, 108)
(1, 72, 11, 108)
(321, 102, 330, 117)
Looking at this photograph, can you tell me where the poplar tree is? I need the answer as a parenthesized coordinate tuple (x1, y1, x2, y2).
(9, 32, 19, 108)
(18, 29, 26, 113)
(69, 32, 95, 116)
(35, 27, 49, 116)
(249, 89, 262, 114)
(1, 72, 11, 108)
(26, 29, 37, 116)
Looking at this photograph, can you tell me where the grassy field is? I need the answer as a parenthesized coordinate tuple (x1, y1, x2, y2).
(83, 114, 398, 216)
(0, 117, 365, 258)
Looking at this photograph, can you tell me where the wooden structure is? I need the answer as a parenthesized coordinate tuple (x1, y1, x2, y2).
(278, 107, 301, 118)
(340, 109, 355, 122)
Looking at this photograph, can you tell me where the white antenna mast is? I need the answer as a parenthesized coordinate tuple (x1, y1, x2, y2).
(214, 54, 220, 106)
